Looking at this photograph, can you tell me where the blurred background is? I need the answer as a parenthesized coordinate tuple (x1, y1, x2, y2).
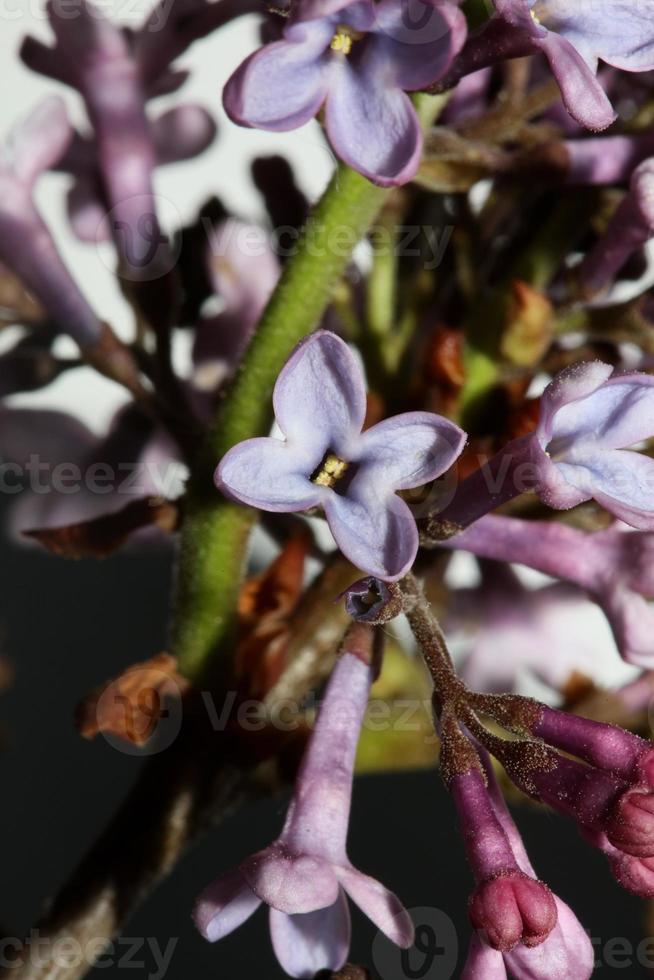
(1, 5, 653, 977)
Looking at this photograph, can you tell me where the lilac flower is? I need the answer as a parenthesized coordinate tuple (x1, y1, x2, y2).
(455, 753, 593, 978)
(444, 565, 605, 694)
(532, 361, 654, 528)
(580, 157, 654, 293)
(0, 97, 102, 348)
(20, 0, 219, 278)
(194, 631, 414, 978)
(451, 766, 557, 951)
(223, 0, 467, 185)
(192, 219, 280, 398)
(64, 105, 217, 245)
(442, 514, 654, 667)
(492, 0, 654, 130)
(216, 331, 465, 580)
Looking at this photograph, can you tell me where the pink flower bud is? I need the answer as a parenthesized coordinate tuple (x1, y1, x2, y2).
(469, 871, 557, 952)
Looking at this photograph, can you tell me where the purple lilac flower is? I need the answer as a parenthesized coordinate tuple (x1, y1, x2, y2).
(444, 564, 605, 694)
(451, 766, 557, 951)
(21, 0, 215, 278)
(491, 0, 654, 130)
(223, 0, 467, 185)
(216, 330, 466, 580)
(194, 627, 414, 978)
(192, 219, 280, 397)
(531, 361, 654, 528)
(442, 514, 654, 667)
(457, 752, 593, 979)
(64, 105, 217, 245)
(580, 157, 654, 293)
(0, 96, 102, 348)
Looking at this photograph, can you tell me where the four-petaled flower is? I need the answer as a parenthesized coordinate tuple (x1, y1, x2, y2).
(216, 330, 466, 580)
(493, 0, 654, 130)
(223, 0, 467, 185)
(194, 640, 414, 978)
(533, 361, 654, 529)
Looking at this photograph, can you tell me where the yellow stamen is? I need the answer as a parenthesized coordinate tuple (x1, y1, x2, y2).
(330, 25, 364, 56)
(312, 452, 349, 488)
(531, 9, 541, 25)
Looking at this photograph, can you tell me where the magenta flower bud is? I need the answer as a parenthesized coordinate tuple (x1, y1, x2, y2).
(530, 705, 651, 783)
(194, 631, 414, 978)
(581, 157, 654, 293)
(606, 786, 654, 858)
(469, 873, 557, 952)
(610, 852, 654, 898)
(450, 767, 557, 952)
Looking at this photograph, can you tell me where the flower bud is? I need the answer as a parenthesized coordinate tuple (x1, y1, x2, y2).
(469, 871, 557, 952)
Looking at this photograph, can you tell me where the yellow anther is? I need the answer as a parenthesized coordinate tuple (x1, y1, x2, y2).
(312, 452, 349, 488)
(330, 25, 363, 56)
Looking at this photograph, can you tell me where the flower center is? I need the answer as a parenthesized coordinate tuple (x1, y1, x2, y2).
(311, 451, 350, 489)
(330, 25, 364, 56)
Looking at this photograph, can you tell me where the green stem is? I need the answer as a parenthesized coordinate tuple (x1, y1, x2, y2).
(173, 164, 388, 681)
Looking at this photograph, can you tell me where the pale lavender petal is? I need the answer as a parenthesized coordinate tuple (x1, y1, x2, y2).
(538, 32, 616, 131)
(241, 844, 341, 914)
(547, 377, 654, 454)
(5, 96, 72, 185)
(336, 864, 414, 947)
(151, 105, 217, 165)
(269, 892, 351, 978)
(273, 331, 367, 455)
(216, 437, 324, 512)
(325, 485, 419, 580)
(532, 440, 591, 510)
(193, 867, 262, 941)
(357, 412, 465, 491)
(557, 449, 654, 529)
(67, 177, 109, 243)
(537, 361, 614, 445)
(504, 897, 594, 980)
(223, 21, 332, 132)
(208, 218, 279, 321)
(534, 0, 654, 71)
(293, 0, 375, 27)
(461, 933, 507, 980)
(598, 584, 654, 668)
(325, 52, 423, 185)
(372, 0, 467, 90)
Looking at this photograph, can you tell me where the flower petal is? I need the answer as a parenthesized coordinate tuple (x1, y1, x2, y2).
(151, 105, 217, 165)
(67, 177, 109, 244)
(461, 932, 508, 980)
(6, 96, 72, 185)
(216, 437, 324, 512)
(223, 22, 332, 131)
(241, 845, 341, 914)
(539, 32, 616, 131)
(273, 331, 367, 455)
(548, 376, 654, 454)
(534, 0, 654, 71)
(557, 449, 654, 530)
(336, 864, 414, 947)
(537, 361, 614, 445)
(372, 0, 467, 90)
(504, 897, 594, 980)
(269, 892, 351, 978)
(293, 0, 375, 26)
(325, 49, 423, 185)
(357, 411, 465, 491)
(325, 485, 419, 580)
(193, 867, 262, 942)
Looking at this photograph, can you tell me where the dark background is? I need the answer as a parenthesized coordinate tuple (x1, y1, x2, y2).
(1, 494, 652, 979)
